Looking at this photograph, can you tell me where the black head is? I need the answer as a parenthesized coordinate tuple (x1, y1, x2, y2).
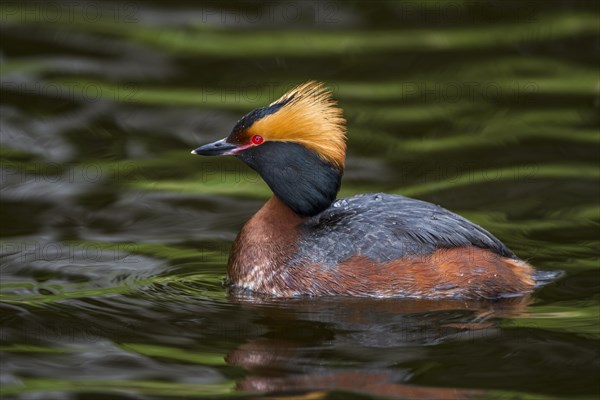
(192, 81, 346, 217)
(235, 142, 342, 216)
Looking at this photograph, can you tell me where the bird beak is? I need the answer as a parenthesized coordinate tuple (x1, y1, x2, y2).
(191, 138, 238, 156)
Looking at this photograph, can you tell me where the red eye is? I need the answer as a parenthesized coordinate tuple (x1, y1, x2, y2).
(251, 135, 264, 145)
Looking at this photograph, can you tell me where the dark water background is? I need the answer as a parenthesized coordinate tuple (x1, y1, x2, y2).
(1, 1, 599, 399)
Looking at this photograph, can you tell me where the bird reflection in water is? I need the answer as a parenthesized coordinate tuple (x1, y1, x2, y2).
(224, 294, 532, 399)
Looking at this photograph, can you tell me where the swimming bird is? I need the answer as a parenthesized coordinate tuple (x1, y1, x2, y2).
(192, 81, 535, 299)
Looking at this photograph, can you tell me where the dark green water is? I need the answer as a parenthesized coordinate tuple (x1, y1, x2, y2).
(1, 1, 599, 399)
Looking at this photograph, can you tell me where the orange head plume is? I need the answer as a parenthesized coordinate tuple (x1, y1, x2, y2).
(221, 81, 347, 169)
(249, 81, 346, 168)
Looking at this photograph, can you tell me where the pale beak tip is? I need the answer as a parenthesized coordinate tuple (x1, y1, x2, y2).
(191, 150, 197, 155)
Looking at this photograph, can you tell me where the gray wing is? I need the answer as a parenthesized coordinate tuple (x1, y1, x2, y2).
(292, 193, 514, 268)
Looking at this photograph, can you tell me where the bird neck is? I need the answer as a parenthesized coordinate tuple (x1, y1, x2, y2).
(227, 195, 303, 289)
(236, 142, 343, 217)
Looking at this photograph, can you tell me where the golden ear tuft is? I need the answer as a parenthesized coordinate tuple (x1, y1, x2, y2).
(248, 81, 347, 168)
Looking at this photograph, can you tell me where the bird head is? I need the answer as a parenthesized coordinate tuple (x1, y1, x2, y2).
(192, 81, 347, 217)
